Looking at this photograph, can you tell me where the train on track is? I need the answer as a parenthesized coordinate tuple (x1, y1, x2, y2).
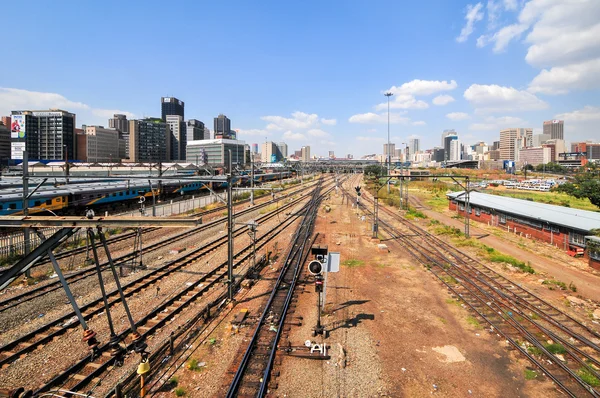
(0, 171, 293, 216)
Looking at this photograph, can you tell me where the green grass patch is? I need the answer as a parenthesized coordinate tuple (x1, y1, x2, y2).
(376, 263, 390, 268)
(530, 312, 540, 320)
(168, 376, 179, 388)
(527, 346, 542, 356)
(174, 387, 186, 396)
(542, 279, 567, 290)
(489, 253, 535, 274)
(441, 275, 458, 284)
(524, 369, 538, 380)
(578, 367, 600, 387)
(406, 206, 427, 220)
(466, 315, 481, 328)
(434, 225, 463, 237)
(186, 358, 203, 371)
(445, 298, 462, 306)
(342, 259, 365, 268)
(544, 343, 566, 354)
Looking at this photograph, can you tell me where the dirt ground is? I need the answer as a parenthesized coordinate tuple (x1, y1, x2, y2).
(274, 182, 561, 397)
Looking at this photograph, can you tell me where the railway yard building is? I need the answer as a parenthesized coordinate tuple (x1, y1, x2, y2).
(447, 191, 600, 270)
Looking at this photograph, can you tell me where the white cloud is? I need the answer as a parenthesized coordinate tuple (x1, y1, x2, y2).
(321, 118, 337, 125)
(356, 136, 384, 142)
(469, 115, 527, 131)
(487, 0, 502, 30)
(412, 121, 426, 126)
(237, 128, 270, 137)
(528, 58, 600, 94)
(348, 112, 410, 124)
(307, 129, 331, 138)
(385, 79, 458, 96)
(476, 23, 528, 51)
(503, 0, 518, 11)
(457, 2, 484, 43)
(555, 105, 600, 122)
(432, 94, 455, 106)
(261, 111, 319, 131)
(375, 94, 428, 110)
(463, 84, 547, 112)
(446, 112, 471, 121)
(0, 87, 135, 126)
(282, 130, 306, 140)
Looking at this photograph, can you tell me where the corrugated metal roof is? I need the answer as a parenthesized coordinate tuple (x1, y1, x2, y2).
(447, 191, 600, 233)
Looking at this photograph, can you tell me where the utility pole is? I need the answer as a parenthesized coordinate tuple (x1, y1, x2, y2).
(227, 150, 234, 301)
(464, 177, 470, 238)
(372, 185, 379, 239)
(22, 150, 30, 278)
(385, 92, 393, 194)
(250, 155, 255, 205)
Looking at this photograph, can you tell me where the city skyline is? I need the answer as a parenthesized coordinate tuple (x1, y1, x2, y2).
(0, 1, 599, 157)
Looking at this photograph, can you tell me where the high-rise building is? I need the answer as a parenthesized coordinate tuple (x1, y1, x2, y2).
(76, 126, 123, 162)
(128, 118, 171, 162)
(449, 139, 461, 161)
(518, 147, 552, 166)
(543, 120, 564, 140)
(252, 143, 259, 153)
(0, 124, 10, 166)
(186, 119, 206, 141)
(10, 110, 76, 161)
(1, 116, 11, 128)
(109, 114, 129, 133)
(409, 138, 420, 155)
(328, 151, 335, 159)
(532, 134, 551, 147)
(499, 128, 532, 160)
(166, 115, 187, 161)
(542, 139, 567, 162)
(261, 142, 277, 163)
(276, 142, 288, 159)
(161, 97, 184, 121)
(443, 133, 458, 161)
(441, 129, 456, 146)
(432, 147, 445, 162)
(214, 114, 231, 139)
(301, 146, 311, 162)
(186, 139, 246, 168)
(492, 141, 500, 151)
(383, 143, 396, 160)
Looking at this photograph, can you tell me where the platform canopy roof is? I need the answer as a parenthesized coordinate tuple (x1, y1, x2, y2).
(447, 191, 600, 233)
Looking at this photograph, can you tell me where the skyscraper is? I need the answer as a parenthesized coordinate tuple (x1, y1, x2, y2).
(543, 120, 564, 140)
(301, 146, 311, 162)
(252, 143, 259, 153)
(166, 115, 186, 160)
(443, 132, 458, 161)
(109, 114, 129, 133)
(129, 118, 171, 162)
(499, 128, 532, 160)
(186, 119, 205, 141)
(161, 97, 185, 121)
(441, 129, 456, 146)
(409, 138, 420, 155)
(276, 142, 288, 159)
(383, 143, 396, 160)
(261, 142, 277, 162)
(214, 114, 231, 139)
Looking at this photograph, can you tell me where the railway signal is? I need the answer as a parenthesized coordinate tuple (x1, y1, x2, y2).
(308, 245, 340, 338)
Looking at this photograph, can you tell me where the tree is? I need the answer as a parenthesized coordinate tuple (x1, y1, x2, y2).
(555, 171, 600, 209)
(364, 164, 385, 178)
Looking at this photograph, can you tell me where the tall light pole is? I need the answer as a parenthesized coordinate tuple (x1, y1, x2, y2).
(384, 92, 393, 193)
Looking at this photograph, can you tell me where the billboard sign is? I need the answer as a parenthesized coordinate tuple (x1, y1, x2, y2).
(270, 154, 277, 163)
(11, 115, 26, 139)
(11, 142, 25, 160)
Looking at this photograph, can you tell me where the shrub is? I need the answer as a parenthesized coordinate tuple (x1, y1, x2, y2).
(544, 343, 566, 354)
(174, 387, 186, 396)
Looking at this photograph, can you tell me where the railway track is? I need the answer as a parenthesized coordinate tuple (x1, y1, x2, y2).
(30, 178, 331, 398)
(345, 179, 600, 397)
(0, 181, 319, 313)
(0, 185, 317, 371)
(226, 179, 324, 397)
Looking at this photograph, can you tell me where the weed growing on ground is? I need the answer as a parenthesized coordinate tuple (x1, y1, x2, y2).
(544, 343, 566, 354)
(342, 259, 365, 267)
(466, 315, 482, 328)
(524, 369, 538, 380)
(168, 376, 178, 388)
(174, 387, 186, 396)
(569, 282, 577, 292)
(527, 346, 542, 356)
(578, 367, 600, 387)
(187, 358, 203, 371)
(445, 298, 462, 306)
(542, 279, 567, 290)
(405, 207, 427, 220)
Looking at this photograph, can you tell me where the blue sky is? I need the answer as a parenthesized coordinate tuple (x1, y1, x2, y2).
(1, 0, 599, 157)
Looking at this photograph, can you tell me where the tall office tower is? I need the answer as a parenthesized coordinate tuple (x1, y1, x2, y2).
(261, 142, 277, 162)
(11, 110, 76, 161)
(76, 126, 122, 162)
(301, 146, 311, 162)
(214, 114, 231, 139)
(543, 119, 564, 140)
(383, 143, 396, 160)
(166, 115, 186, 161)
(328, 151, 335, 159)
(203, 127, 211, 140)
(443, 132, 458, 161)
(0, 124, 10, 165)
(532, 134, 551, 147)
(252, 143, 259, 153)
(409, 138, 420, 155)
(129, 118, 171, 162)
(432, 147, 445, 162)
(449, 138, 461, 161)
(161, 97, 184, 121)
(499, 128, 532, 160)
(276, 142, 288, 159)
(109, 114, 129, 133)
(492, 141, 500, 151)
(1, 116, 11, 127)
(186, 119, 205, 141)
(441, 129, 456, 146)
